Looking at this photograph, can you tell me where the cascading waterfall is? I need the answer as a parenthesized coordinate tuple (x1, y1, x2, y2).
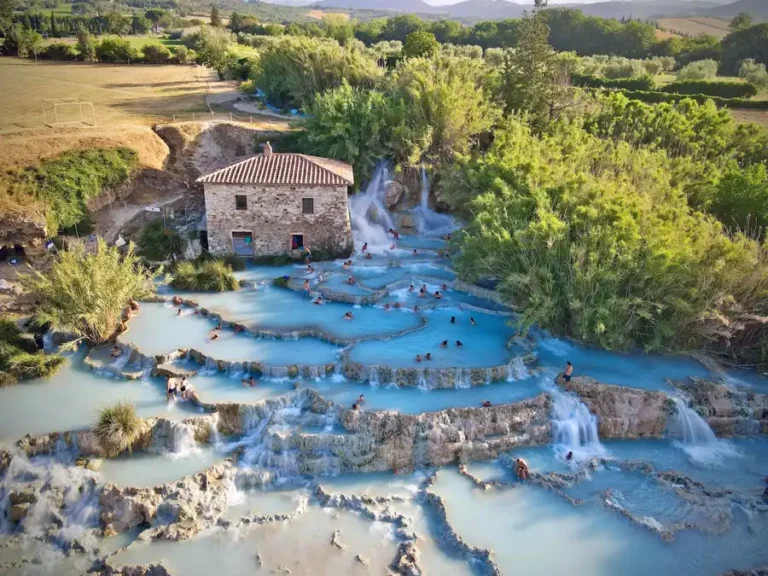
(550, 385, 606, 461)
(348, 162, 397, 252)
(507, 356, 529, 381)
(411, 166, 458, 238)
(667, 397, 738, 464)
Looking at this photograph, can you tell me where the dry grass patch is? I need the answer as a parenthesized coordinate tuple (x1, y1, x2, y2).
(656, 17, 730, 39)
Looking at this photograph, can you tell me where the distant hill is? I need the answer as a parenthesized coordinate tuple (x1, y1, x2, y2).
(691, 0, 768, 19)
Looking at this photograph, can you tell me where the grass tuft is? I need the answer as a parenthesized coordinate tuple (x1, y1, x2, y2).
(170, 260, 239, 292)
(93, 401, 142, 457)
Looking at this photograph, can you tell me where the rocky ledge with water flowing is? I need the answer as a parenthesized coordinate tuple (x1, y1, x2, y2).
(670, 378, 768, 436)
(557, 374, 768, 439)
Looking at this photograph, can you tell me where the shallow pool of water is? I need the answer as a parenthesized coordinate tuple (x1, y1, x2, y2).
(0, 350, 197, 442)
(349, 307, 518, 369)
(122, 302, 340, 365)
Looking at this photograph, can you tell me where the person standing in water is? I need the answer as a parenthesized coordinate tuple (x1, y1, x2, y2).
(166, 377, 177, 402)
(564, 361, 574, 382)
(515, 458, 529, 481)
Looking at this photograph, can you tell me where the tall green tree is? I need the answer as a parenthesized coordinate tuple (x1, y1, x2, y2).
(729, 12, 753, 32)
(0, 0, 15, 34)
(76, 27, 96, 61)
(502, 1, 566, 126)
(210, 4, 221, 27)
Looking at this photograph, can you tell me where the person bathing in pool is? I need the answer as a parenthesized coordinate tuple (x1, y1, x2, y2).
(166, 377, 177, 402)
(440, 340, 448, 348)
(415, 354, 422, 363)
(242, 376, 257, 387)
(409, 284, 415, 292)
(515, 458, 529, 481)
(456, 340, 464, 347)
(344, 312, 354, 320)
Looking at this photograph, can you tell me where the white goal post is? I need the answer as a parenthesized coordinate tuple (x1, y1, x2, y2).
(42, 98, 97, 128)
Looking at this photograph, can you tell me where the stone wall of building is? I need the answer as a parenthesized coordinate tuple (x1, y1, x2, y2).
(204, 183, 353, 256)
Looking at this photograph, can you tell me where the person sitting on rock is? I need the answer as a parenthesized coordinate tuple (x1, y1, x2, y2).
(166, 377, 177, 402)
(456, 340, 464, 347)
(344, 312, 353, 320)
(172, 296, 183, 306)
(242, 376, 256, 387)
(425, 352, 432, 360)
(110, 346, 122, 358)
(440, 340, 448, 348)
(415, 354, 422, 362)
(357, 394, 365, 405)
(482, 400, 491, 408)
(352, 403, 359, 411)
(564, 361, 573, 382)
(234, 324, 244, 332)
(515, 458, 529, 481)
(128, 298, 140, 312)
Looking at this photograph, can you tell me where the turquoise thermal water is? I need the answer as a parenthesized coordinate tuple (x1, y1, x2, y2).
(348, 307, 519, 369)
(122, 301, 341, 365)
(0, 350, 200, 442)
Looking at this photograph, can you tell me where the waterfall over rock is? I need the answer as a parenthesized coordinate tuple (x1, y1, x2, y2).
(667, 397, 739, 465)
(348, 162, 396, 252)
(550, 385, 606, 461)
(411, 167, 457, 238)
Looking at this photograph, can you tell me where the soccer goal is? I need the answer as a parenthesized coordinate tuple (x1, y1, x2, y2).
(42, 98, 96, 128)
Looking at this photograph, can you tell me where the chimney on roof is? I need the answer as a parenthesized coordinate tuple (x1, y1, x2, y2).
(263, 142, 272, 158)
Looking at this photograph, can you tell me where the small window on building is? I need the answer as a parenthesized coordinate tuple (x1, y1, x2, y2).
(302, 198, 314, 215)
(291, 234, 304, 250)
(235, 195, 247, 211)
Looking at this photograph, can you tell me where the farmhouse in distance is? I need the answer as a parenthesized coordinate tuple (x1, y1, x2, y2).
(197, 143, 354, 258)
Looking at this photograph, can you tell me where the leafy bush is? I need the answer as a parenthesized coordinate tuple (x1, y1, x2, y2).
(614, 89, 768, 109)
(170, 260, 239, 292)
(138, 220, 186, 261)
(251, 35, 384, 109)
(403, 30, 439, 59)
(443, 116, 768, 363)
(709, 163, 768, 236)
(738, 59, 768, 92)
(661, 80, 757, 98)
(192, 252, 246, 271)
(21, 240, 158, 346)
(19, 147, 138, 236)
(40, 43, 78, 60)
(141, 43, 172, 64)
(95, 36, 139, 63)
(170, 45, 192, 64)
(94, 401, 142, 457)
(571, 73, 654, 91)
(676, 59, 718, 81)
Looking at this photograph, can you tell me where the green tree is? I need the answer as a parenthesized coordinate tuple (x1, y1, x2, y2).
(105, 11, 129, 35)
(76, 27, 96, 61)
(720, 23, 768, 75)
(502, 4, 566, 126)
(676, 59, 718, 80)
(729, 12, 753, 32)
(390, 55, 500, 164)
(210, 4, 221, 27)
(21, 240, 158, 346)
(298, 82, 398, 185)
(403, 30, 439, 59)
(49, 10, 57, 37)
(739, 58, 768, 91)
(323, 14, 354, 46)
(0, 0, 16, 34)
(144, 8, 166, 33)
(192, 25, 234, 73)
(380, 14, 423, 43)
(131, 13, 150, 35)
(229, 10, 242, 33)
(710, 163, 768, 236)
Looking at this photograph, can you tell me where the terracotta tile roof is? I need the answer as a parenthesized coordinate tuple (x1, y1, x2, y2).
(196, 153, 354, 187)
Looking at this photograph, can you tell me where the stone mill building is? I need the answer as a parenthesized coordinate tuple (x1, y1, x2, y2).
(197, 143, 354, 257)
